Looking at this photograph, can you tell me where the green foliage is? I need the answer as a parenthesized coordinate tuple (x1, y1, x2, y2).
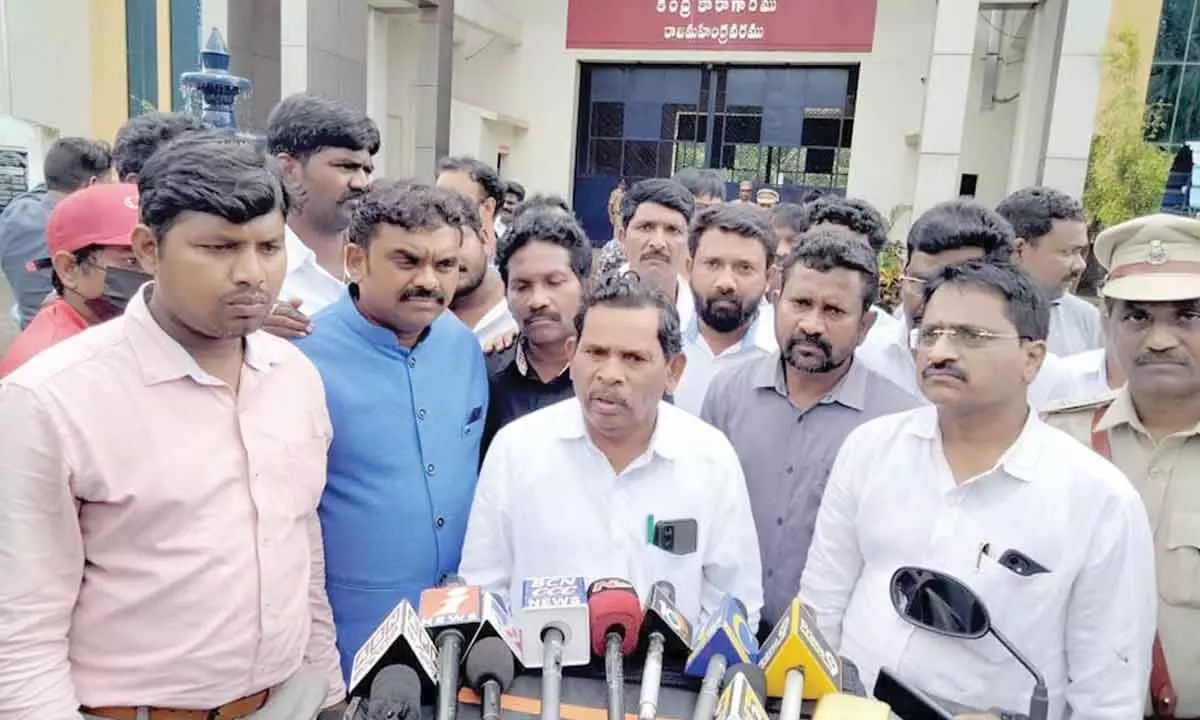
(1083, 25, 1173, 227)
(874, 204, 911, 311)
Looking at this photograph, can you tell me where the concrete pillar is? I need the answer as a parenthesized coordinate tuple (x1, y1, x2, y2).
(911, 0, 980, 218)
(412, 6, 442, 183)
(278, 0, 368, 111)
(1007, 0, 1066, 194)
(1040, 0, 1114, 198)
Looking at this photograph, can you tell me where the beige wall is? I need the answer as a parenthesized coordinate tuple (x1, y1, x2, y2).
(1095, 0, 1163, 117)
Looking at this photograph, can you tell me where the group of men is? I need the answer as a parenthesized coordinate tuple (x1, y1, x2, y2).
(0, 89, 1196, 720)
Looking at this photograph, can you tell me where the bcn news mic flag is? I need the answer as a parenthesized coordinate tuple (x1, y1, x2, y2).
(519, 576, 591, 720)
(349, 598, 440, 699)
(758, 599, 841, 700)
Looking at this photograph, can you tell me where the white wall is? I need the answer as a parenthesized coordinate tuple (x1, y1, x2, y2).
(959, 11, 1026, 207)
(0, 0, 91, 137)
(0, 115, 57, 187)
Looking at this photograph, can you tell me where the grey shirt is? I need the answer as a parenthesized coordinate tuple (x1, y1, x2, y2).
(0, 188, 54, 328)
(1047, 292, 1104, 357)
(700, 353, 918, 629)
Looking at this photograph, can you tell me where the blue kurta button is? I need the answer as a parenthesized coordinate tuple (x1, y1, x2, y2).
(426, 463, 436, 476)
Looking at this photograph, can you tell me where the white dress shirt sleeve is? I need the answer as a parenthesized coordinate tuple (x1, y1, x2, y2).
(700, 444, 764, 629)
(0, 384, 86, 719)
(305, 512, 347, 707)
(1062, 490, 1157, 720)
(458, 429, 516, 606)
(798, 424, 868, 649)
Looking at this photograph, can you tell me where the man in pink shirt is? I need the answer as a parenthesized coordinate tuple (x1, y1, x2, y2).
(0, 182, 149, 378)
(0, 133, 345, 719)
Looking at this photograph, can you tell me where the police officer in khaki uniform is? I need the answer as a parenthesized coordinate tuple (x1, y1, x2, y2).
(1045, 213, 1200, 719)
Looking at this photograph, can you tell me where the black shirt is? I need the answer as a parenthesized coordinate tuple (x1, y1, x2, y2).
(482, 338, 575, 457)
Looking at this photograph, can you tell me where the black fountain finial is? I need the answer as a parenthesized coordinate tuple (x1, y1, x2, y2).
(179, 28, 251, 130)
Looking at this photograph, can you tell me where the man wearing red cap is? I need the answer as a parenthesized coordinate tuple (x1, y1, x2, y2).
(0, 183, 149, 377)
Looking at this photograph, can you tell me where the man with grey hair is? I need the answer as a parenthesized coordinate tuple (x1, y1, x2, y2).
(459, 273, 763, 628)
(701, 226, 917, 632)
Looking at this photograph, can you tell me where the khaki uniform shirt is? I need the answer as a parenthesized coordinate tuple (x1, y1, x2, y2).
(1045, 388, 1200, 717)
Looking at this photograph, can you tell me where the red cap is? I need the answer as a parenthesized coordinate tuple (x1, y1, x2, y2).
(45, 182, 139, 256)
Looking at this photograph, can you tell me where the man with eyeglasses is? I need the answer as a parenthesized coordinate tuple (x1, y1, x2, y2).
(800, 259, 1156, 720)
(856, 199, 1078, 408)
(1045, 214, 1200, 718)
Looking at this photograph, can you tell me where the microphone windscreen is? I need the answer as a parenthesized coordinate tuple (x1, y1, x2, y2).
(724, 662, 767, 702)
(586, 579, 643, 656)
(465, 636, 517, 693)
(367, 665, 421, 720)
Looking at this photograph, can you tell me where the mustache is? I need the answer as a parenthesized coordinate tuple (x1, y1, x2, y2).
(525, 309, 561, 324)
(785, 332, 832, 358)
(399, 287, 446, 304)
(225, 290, 272, 306)
(640, 247, 672, 262)
(922, 361, 968, 382)
(339, 189, 364, 205)
(1134, 352, 1189, 367)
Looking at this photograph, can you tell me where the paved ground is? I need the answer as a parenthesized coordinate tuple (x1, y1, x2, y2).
(0, 278, 19, 355)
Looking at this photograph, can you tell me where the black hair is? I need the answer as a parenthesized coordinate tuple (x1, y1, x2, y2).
(799, 188, 832, 204)
(50, 245, 100, 295)
(438, 156, 505, 207)
(771, 202, 812, 236)
(348, 180, 476, 249)
(138, 131, 288, 240)
(780, 226, 879, 312)
(906, 199, 1015, 263)
(802, 196, 890, 252)
(266, 93, 381, 160)
(514, 194, 572, 220)
(620, 178, 695, 230)
(497, 209, 593, 284)
(688, 202, 776, 264)
(923, 260, 1049, 341)
(444, 188, 483, 239)
(994, 186, 1085, 245)
(574, 272, 682, 357)
(113, 112, 209, 180)
(43, 138, 113, 193)
(673, 167, 727, 201)
(504, 181, 526, 202)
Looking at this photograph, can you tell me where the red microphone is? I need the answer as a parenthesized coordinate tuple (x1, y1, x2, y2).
(587, 578, 644, 720)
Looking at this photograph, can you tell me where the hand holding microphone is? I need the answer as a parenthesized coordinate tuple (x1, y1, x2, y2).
(637, 581, 693, 720)
(586, 579, 643, 720)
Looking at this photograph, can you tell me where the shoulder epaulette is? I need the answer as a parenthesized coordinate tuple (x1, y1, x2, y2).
(1041, 389, 1119, 416)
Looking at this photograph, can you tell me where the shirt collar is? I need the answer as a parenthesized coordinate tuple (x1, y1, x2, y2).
(752, 352, 868, 411)
(285, 225, 315, 275)
(552, 397, 684, 460)
(514, 337, 570, 380)
(125, 283, 281, 385)
(1095, 386, 1200, 439)
(908, 404, 1044, 483)
(333, 287, 435, 352)
(685, 303, 776, 354)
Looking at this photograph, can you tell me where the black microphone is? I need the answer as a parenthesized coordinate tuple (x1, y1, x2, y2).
(347, 599, 439, 701)
(419, 584, 484, 720)
(465, 636, 517, 720)
(366, 665, 422, 720)
(637, 581, 693, 720)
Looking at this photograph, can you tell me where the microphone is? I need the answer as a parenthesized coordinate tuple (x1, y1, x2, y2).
(810, 694, 893, 720)
(348, 598, 440, 700)
(873, 667, 1013, 720)
(637, 581, 693, 720)
(465, 636, 517, 720)
(713, 662, 769, 720)
(757, 599, 841, 702)
(366, 664, 423, 720)
(587, 578, 643, 720)
(517, 576, 591, 720)
(419, 585, 484, 720)
(685, 595, 759, 720)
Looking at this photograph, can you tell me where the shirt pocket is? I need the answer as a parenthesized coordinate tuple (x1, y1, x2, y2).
(969, 555, 1060, 664)
(1160, 512, 1200, 608)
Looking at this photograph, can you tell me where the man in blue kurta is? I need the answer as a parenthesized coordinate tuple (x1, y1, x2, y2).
(294, 180, 488, 679)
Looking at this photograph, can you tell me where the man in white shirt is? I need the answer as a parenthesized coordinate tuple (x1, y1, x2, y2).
(494, 180, 524, 240)
(998, 187, 1103, 356)
(459, 273, 763, 628)
(857, 199, 1079, 408)
(800, 260, 1156, 720)
(617, 179, 698, 334)
(265, 94, 379, 332)
(437, 156, 517, 342)
(675, 203, 777, 415)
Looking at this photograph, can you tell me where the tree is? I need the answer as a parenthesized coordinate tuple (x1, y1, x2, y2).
(1083, 25, 1172, 227)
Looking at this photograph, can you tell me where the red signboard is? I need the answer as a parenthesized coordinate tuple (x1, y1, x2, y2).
(565, 0, 877, 53)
